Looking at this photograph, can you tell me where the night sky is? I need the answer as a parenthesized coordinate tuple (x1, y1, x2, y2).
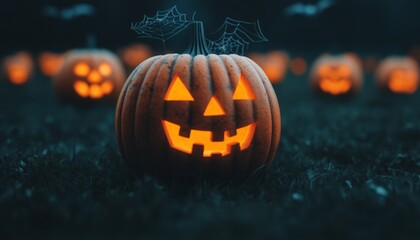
(1, 0, 420, 54)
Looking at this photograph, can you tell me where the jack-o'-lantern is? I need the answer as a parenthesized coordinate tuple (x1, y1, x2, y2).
(310, 55, 363, 96)
(116, 22, 281, 180)
(2, 52, 33, 85)
(248, 51, 289, 84)
(53, 49, 126, 104)
(376, 56, 419, 94)
(118, 43, 153, 71)
(38, 52, 65, 77)
(290, 57, 307, 76)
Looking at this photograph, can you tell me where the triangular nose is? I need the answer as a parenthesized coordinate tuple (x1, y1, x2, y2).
(203, 96, 226, 116)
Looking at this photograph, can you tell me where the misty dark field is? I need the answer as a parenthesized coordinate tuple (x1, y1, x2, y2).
(1, 69, 420, 239)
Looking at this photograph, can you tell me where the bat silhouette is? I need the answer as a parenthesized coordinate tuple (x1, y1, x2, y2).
(284, 0, 334, 17)
(42, 4, 95, 20)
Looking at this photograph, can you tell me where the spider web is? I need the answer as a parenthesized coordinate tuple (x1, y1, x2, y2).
(207, 18, 268, 55)
(131, 6, 193, 47)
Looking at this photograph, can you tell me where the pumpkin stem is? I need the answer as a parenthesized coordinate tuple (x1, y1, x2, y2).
(184, 21, 210, 56)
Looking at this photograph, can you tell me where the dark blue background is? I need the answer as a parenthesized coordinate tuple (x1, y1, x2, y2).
(1, 0, 419, 53)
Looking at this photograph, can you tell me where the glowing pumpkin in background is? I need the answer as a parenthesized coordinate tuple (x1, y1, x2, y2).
(248, 51, 289, 84)
(290, 57, 307, 76)
(38, 52, 65, 77)
(53, 49, 126, 104)
(310, 55, 363, 96)
(376, 56, 419, 94)
(118, 43, 153, 72)
(115, 53, 281, 180)
(1, 52, 33, 85)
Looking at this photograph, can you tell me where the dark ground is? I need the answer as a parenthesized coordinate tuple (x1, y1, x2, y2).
(1, 64, 420, 239)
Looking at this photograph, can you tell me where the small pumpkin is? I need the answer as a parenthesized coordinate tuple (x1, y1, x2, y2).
(376, 56, 419, 94)
(53, 49, 126, 104)
(2, 52, 33, 85)
(310, 54, 363, 96)
(38, 51, 65, 77)
(118, 43, 153, 72)
(248, 51, 289, 84)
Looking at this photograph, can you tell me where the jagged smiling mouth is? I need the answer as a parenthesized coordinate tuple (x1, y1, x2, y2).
(161, 120, 256, 157)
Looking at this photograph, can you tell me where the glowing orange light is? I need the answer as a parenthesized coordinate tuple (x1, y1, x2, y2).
(3, 52, 33, 85)
(8, 64, 30, 84)
(162, 120, 256, 157)
(290, 57, 307, 76)
(89, 84, 104, 99)
(318, 65, 352, 95)
(233, 75, 256, 100)
(248, 51, 288, 84)
(87, 70, 102, 83)
(164, 75, 194, 101)
(388, 70, 418, 94)
(38, 52, 64, 77)
(73, 81, 90, 97)
(204, 96, 226, 116)
(98, 63, 112, 76)
(101, 81, 114, 94)
(73, 63, 90, 77)
(120, 44, 153, 69)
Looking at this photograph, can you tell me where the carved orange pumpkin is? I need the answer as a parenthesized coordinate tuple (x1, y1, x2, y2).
(376, 56, 419, 94)
(310, 55, 363, 96)
(115, 54, 281, 180)
(118, 43, 153, 71)
(248, 51, 289, 84)
(290, 57, 307, 76)
(38, 52, 65, 77)
(2, 52, 33, 85)
(53, 49, 126, 103)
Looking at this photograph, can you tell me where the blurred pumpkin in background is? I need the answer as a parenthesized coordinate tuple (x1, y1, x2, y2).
(310, 54, 363, 96)
(53, 49, 126, 104)
(118, 43, 153, 72)
(38, 52, 65, 77)
(248, 51, 289, 84)
(2, 51, 33, 85)
(376, 56, 419, 94)
(290, 57, 307, 76)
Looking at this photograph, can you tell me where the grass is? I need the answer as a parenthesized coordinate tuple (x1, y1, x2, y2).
(1, 70, 420, 239)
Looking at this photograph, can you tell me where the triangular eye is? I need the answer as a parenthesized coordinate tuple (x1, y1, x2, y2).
(233, 74, 256, 100)
(164, 75, 194, 101)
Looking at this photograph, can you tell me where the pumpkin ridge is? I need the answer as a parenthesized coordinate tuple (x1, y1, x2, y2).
(134, 54, 176, 170)
(116, 61, 141, 161)
(187, 55, 195, 134)
(248, 59, 281, 166)
(120, 56, 160, 166)
(117, 56, 160, 161)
